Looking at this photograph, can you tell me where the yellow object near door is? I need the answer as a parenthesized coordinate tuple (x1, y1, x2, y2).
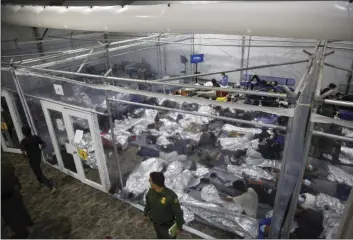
(1, 122, 8, 130)
(77, 148, 88, 160)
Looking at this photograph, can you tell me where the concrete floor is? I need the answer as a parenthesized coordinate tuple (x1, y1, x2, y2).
(1, 152, 235, 239)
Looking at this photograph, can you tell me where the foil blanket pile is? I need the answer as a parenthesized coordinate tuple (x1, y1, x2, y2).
(104, 98, 353, 238)
(120, 157, 258, 238)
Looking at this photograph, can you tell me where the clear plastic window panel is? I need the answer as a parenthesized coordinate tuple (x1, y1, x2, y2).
(1, 96, 20, 148)
(101, 91, 287, 238)
(25, 97, 57, 166)
(286, 124, 353, 239)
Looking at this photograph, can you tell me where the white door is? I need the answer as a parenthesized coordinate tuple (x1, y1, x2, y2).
(41, 101, 109, 192)
(1, 90, 27, 154)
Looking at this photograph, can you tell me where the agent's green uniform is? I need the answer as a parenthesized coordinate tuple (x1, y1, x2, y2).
(144, 187, 184, 239)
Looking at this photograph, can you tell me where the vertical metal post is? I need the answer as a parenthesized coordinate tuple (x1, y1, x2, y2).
(104, 33, 111, 73)
(10, 67, 48, 164)
(244, 36, 251, 81)
(280, 122, 314, 238)
(191, 34, 195, 75)
(104, 88, 124, 190)
(240, 36, 246, 83)
(345, 60, 353, 95)
(10, 68, 37, 135)
(270, 41, 325, 238)
(157, 34, 162, 76)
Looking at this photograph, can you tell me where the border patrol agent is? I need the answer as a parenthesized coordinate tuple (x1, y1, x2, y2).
(144, 172, 185, 239)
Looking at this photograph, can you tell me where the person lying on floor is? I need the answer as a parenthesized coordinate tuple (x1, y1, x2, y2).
(257, 194, 324, 239)
(301, 177, 351, 201)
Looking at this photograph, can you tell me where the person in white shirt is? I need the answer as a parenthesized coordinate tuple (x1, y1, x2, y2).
(225, 180, 259, 218)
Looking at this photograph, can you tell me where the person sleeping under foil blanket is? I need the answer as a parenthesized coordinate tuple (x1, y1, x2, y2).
(301, 176, 351, 201)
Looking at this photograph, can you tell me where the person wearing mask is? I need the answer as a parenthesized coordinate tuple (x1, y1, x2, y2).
(219, 72, 229, 87)
(1, 159, 33, 238)
(144, 172, 184, 239)
(225, 180, 259, 218)
(20, 125, 56, 193)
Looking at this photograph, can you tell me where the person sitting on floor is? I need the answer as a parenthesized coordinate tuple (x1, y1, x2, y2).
(224, 180, 259, 218)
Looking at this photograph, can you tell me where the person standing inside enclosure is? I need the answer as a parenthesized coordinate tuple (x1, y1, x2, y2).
(144, 172, 184, 239)
(1, 159, 33, 238)
(20, 125, 56, 193)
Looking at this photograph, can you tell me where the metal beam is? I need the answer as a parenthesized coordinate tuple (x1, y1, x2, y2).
(31, 34, 162, 68)
(141, 39, 317, 48)
(312, 130, 353, 143)
(104, 68, 112, 77)
(153, 59, 308, 85)
(239, 36, 246, 82)
(324, 99, 353, 108)
(1, 86, 108, 116)
(270, 41, 325, 238)
(15, 62, 306, 98)
(77, 49, 94, 73)
(244, 36, 251, 82)
(315, 42, 328, 98)
(324, 62, 353, 73)
(14, 68, 294, 117)
(108, 98, 287, 130)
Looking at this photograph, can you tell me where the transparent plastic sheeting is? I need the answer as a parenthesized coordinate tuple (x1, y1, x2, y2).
(120, 157, 258, 238)
(76, 132, 98, 169)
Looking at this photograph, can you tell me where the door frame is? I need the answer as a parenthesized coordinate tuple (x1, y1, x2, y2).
(41, 100, 110, 192)
(1, 90, 25, 154)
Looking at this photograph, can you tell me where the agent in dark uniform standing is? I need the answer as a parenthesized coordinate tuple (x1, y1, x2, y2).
(20, 125, 56, 193)
(144, 172, 184, 239)
(1, 159, 33, 238)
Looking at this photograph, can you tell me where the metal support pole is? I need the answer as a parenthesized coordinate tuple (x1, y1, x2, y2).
(157, 34, 162, 76)
(32, 34, 162, 68)
(17, 62, 305, 98)
(104, 33, 111, 73)
(294, 41, 321, 95)
(324, 62, 353, 73)
(324, 99, 353, 108)
(32, 27, 45, 57)
(104, 88, 124, 191)
(270, 41, 324, 238)
(108, 98, 287, 130)
(245, 36, 251, 81)
(10, 68, 37, 135)
(141, 39, 317, 49)
(345, 60, 353, 95)
(10, 67, 48, 164)
(280, 122, 314, 238)
(15, 67, 294, 117)
(77, 49, 94, 73)
(104, 68, 112, 77)
(312, 130, 353, 143)
(240, 36, 246, 83)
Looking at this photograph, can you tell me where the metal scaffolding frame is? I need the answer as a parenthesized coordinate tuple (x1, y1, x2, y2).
(3, 33, 353, 239)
